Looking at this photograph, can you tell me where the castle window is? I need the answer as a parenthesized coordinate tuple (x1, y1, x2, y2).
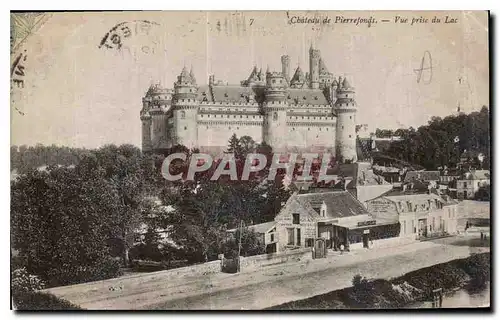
(240, 115, 242, 118)
(303, 96, 306, 100)
(207, 115, 210, 118)
(342, 126, 344, 129)
(224, 93, 228, 97)
(237, 127, 239, 130)
(308, 128, 310, 131)
(229, 126, 231, 130)
(349, 135, 352, 138)
(292, 128, 295, 131)
(314, 96, 318, 100)
(326, 128, 329, 131)
(184, 126, 187, 130)
(350, 116, 352, 119)
(273, 112, 278, 121)
(272, 79, 276, 84)
(180, 111, 186, 119)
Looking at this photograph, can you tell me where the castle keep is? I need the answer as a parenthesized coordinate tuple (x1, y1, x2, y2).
(140, 45, 358, 161)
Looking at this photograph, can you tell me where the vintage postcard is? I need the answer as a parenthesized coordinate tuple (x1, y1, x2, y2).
(10, 11, 490, 310)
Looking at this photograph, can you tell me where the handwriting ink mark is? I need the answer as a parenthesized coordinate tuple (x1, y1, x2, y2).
(15, 107, 25, 116)
(11, 51, 26, 77)
(414, 50, 432, 84)
(13, 79, 24, 88)
(249, 18, 254, 26)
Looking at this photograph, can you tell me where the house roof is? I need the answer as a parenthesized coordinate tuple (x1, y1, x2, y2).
(296, 191, 369, 219)
(465, 170, 490, 180)
(383, 193, 445, 204)
(404, 170, 440, 183)
(227, 221, 276, 234)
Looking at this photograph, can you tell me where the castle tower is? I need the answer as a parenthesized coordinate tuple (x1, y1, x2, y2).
(281, 55, 290, 84)
(140, 111, 152, 153)
(142, 83, 172, 153)
(309, 44, 320, 89)
(263, 70, 288, 151)
(172, 66, 199, 149)
(335, 77, 358, 162)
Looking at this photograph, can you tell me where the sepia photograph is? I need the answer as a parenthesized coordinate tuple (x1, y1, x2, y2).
(9, 10, 490, 311)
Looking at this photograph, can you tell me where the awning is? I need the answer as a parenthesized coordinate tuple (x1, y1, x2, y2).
(333, 219, 398, 230)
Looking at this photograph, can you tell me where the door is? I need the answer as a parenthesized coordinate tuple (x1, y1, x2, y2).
(314, 239, 326, 259)
(362, 233, 369, 248)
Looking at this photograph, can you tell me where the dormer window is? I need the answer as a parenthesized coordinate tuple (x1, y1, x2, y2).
(320, 202, 327, 217)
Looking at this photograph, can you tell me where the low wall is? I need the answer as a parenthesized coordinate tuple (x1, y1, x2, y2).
(43, 260, 222, 296)
(240, 248, 312, 272)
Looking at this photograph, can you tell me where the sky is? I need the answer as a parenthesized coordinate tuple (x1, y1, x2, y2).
(10, 11, 489, 148)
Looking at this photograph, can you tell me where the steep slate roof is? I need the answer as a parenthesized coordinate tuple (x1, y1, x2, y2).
(296, 191, 369, 219)
(286, 88, 329, 106)
(210, 85, 262, 104)
(404, 170, 441, 183)
(197, 85, 212, 102)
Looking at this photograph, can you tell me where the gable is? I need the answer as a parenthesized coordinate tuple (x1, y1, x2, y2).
(275, 195, 319, 225)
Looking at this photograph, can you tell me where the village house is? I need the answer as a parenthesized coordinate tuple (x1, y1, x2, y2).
(273, 190, 400, 252)
(365, 193, 458, 240)
(289, 162, 393, 207)
(455, 170, 490, 200)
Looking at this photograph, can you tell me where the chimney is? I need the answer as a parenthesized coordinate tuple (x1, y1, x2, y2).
(281, 55, 290, 81)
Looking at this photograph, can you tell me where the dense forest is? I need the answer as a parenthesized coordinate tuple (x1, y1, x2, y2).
(376, 106, 490, 170)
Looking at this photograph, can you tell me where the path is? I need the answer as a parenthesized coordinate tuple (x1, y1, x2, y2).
(45, 235, 489, 310)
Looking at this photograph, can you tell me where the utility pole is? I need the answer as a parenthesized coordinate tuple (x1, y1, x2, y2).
(237, 220, 243, 272)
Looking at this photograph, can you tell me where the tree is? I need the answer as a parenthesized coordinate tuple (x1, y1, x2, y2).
(92, 144, 147, 266)
(11, 166, 122, 287)
(222, 228, 266, 258)
(226, 134, 244, 160)
(474, 184, 490, 201)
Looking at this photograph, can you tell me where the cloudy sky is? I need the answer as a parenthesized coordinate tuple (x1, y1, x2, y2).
(11, 11, 489, 148)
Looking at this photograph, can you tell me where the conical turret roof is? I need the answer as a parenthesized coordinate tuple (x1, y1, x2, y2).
(319, 58, 329, 74)
(342, 77, 351, 89)
(176, 66, 194, 85)
(290, 65, 306, 84)
(189, 66, 197, 85)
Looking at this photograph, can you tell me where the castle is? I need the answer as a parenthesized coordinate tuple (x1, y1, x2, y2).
(140, 45, 358, 161)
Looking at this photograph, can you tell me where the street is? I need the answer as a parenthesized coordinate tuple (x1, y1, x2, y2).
(45, 235, 489, 310)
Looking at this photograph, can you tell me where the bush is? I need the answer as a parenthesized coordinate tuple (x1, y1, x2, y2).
(45, 256, 122, 288)
(11, 268, 45, 293)
(12, 291, 83, 310)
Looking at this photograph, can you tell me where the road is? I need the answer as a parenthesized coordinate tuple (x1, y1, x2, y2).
(45, 235, 489, 310)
